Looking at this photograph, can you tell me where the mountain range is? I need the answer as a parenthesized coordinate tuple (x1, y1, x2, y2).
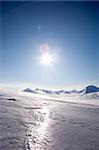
(23, 85, 99, 95)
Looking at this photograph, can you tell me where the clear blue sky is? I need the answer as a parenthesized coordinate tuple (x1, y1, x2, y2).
(1, 1, 99, 89)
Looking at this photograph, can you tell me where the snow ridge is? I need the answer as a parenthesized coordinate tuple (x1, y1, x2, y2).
(23, 85, 99, 95)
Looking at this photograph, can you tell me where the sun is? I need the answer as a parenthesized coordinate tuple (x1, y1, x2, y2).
(40, 52, 54, 65)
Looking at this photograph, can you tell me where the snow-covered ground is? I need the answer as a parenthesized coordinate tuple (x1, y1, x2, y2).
(0, 87, 99, 150)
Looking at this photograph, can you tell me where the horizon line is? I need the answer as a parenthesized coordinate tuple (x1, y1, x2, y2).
(0, 82, 99, 91)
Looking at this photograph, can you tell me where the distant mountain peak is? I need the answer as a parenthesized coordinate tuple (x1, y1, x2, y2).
(23, 88, 36, 93)
(85, 85, 99, 94)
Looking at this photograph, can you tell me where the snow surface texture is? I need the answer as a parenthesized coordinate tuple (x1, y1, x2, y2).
(0, 86, 99, 150)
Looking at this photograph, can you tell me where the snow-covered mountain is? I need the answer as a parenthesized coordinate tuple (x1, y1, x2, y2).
(23, 85, 99, 95)
(23, 88, 36, 93)
(35, 88, 54, 94)
(69, 89, 84, 94)
(84, 85, 99, 94)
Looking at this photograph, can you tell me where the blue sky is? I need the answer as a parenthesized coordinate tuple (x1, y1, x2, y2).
(1, 1, 99, 89)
